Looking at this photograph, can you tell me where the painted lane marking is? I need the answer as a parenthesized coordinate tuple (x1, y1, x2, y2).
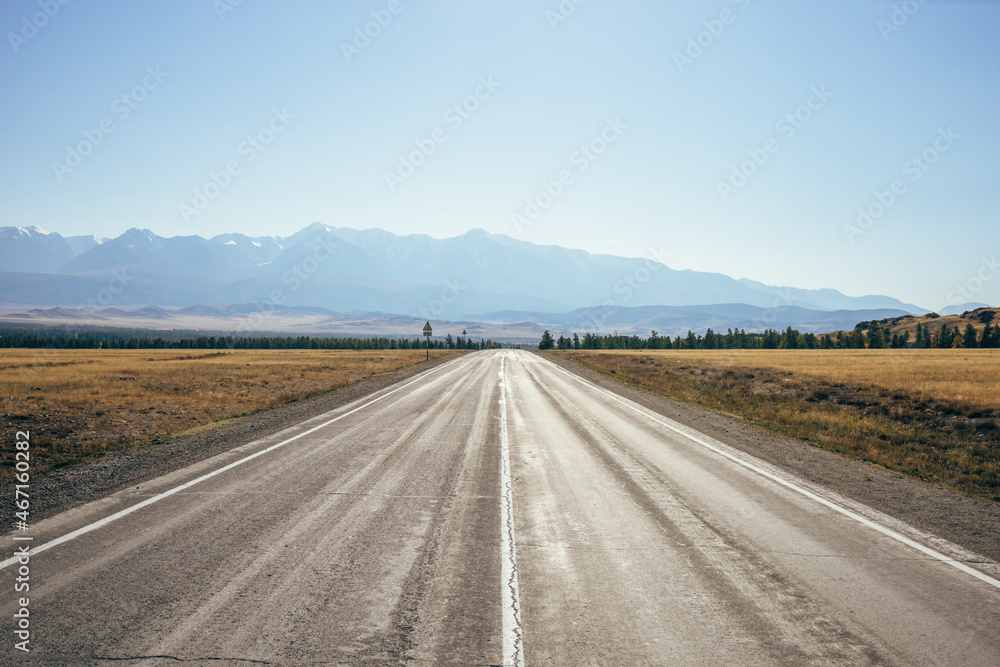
(1, 355, 468, 570)
(539, 355, 1000, 591)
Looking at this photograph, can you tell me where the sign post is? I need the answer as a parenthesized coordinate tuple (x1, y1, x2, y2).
(423, 321, 433, 360)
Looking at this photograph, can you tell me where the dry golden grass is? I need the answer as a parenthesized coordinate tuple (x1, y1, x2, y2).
(578, 349, 1000, 411)
(1, 348, 458, 479)
(552, 349, 1000, 501)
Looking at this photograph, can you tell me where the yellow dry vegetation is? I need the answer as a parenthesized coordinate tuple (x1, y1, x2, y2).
(582, 349, 1000, 411)
(1, 348, 457, 478)
(554, 349, 1000, 501)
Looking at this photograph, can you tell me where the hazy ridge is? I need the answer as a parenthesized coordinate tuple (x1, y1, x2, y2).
(1, 223, 935, 335)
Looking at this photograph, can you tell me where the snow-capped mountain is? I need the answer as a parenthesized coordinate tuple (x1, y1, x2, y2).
(0, 226, 75, 274)
(0, 223, 929, 319)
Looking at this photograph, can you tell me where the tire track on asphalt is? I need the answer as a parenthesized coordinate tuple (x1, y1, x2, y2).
(534, 354, 1000, 591)
(0, 355, 466, 571)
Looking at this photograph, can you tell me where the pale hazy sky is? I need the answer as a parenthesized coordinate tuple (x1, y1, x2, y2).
(1, 1, 997, 310)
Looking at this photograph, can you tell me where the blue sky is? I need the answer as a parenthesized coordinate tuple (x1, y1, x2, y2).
(1, 0, 997, 310)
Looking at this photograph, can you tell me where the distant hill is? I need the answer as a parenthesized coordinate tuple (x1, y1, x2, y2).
(939, 303, 991, 316)
(736, 277, 925, 313)
(0, 305, 548, 343)
(853, 307, 1000, 338)
(1, 223, 930, 319)
(477, 304, 912, 337)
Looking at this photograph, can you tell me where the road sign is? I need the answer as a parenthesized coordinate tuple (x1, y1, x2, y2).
(423, 321, 433, 336)
(423, 321, 432, 359)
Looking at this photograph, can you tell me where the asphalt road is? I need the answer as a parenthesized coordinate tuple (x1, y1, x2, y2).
(3, 350, 999, 665)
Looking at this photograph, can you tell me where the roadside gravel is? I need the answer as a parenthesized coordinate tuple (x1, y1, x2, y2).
(2, 354, 459, 527)
(542, 352, 1000, 563)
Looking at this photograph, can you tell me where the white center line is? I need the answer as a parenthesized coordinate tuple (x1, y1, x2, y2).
(0, 355, 466, 571)
(499, 352, 524, 667)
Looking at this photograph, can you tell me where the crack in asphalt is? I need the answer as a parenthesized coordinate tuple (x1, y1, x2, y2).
(93, 656, 271, 664)
(498, 352, 524, 667)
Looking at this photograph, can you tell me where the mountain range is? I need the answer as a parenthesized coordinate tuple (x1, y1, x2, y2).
(0, 223, 941, 335)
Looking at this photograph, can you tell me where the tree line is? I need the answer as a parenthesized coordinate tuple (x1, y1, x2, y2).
(0, 326, 500, 351)
(538, 321, 1000, 350)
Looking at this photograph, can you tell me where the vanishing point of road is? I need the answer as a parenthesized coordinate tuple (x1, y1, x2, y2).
(3, 350, 999, 665)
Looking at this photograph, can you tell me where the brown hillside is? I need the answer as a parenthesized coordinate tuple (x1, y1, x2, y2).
(836, 307, 999, 337)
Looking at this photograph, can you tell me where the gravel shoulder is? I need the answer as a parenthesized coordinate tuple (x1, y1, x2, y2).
(3, 353, 459, 527)
(541, 352, 1000, 563)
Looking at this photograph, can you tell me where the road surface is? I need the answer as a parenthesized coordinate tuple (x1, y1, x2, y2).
(4, 350, 999, 665)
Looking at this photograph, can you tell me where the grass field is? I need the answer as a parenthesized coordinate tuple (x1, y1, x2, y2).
(550, 349, 1000, 501)
(1, 348, 458, 480)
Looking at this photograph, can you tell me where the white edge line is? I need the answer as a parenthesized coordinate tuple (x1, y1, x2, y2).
(1, 354, 467, 570)
(540, 355, 1000, 591)
(499, 352, 524, 667)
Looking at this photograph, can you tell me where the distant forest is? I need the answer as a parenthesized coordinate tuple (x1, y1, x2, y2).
(0, 325, 501, 351)
(538, 321, 1000, 351)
